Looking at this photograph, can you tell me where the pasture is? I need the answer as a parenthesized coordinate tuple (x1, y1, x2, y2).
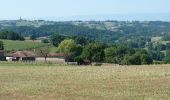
(0, 63, 170, 100)
(2, 40, 47, 52)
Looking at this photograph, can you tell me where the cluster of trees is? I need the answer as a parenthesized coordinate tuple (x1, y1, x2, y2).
(53, 34, 153, 65)
(0, 41, 6, 61)
(165, 49, 170, 63)
(162, 33, 170, 41)
(50, 34, 92, 47)
(0, 41, 4, 50)
(0, 31, 25, 40)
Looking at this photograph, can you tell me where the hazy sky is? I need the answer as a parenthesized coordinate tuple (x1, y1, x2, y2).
(0, 0, 170, 20)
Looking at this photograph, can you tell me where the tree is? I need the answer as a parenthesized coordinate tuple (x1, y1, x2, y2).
(164, 49, 170, 63)
(122, 49, 153, 65)
(81, 43, 104, 63)
(115, 45, 130, 64)
(73, 36, 88, 46)
(0, 31, 25, 41)
(0, 41, 4, 50)
(104, 47, 117, 63)
(150, 51, 165, 61)
(41, 39, 49, 43)
(141, 54, 153, 64)
(37, 45, 50, 62)
(50, 34, 65, 47)
(166, 43, 170, 50)
(0, 41, 5, 61)
(122, 54, 141, 65)
(30, 34, 37, 41)
(57, 39, 82, 62)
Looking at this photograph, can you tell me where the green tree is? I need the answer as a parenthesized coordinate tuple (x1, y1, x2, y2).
(81, 43, 104, 63)
(41, 39, 49, 43)
(164, 50, 170, 63)
(0, 31, 25, 41)
(104, 47, 117, 63)
(58, 39, 82, 62)
(141, 54, 153, 64)
(0, 41, 4, 50)
(30, 34, 37, 41)
(50, 34, 65, 47)
(122, 54, 141, 65)
(36, 45, 50, 62)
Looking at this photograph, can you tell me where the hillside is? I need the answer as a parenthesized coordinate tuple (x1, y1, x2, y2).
(1, 20, 170, 44)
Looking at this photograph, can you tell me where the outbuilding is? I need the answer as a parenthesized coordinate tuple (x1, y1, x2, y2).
(10, 51, 36, 61)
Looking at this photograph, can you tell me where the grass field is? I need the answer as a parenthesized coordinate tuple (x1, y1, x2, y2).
(2, 40, 47, 52)
(0, 63, 170, 100)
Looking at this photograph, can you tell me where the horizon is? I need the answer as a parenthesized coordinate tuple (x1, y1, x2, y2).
(1, 13, 170, 22)
(0, 0, 170, 21)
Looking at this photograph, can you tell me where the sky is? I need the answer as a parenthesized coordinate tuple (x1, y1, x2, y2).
(0, 0, 170, 21)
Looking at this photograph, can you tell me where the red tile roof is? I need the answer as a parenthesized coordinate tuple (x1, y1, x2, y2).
(11, 51, 35, 57)
(47, 53, 65, 57)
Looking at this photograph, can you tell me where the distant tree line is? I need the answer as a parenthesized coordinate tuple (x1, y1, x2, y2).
(0, 31, 25, 41)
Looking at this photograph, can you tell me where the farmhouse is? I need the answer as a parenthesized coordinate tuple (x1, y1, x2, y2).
(10, 51, 36, 61)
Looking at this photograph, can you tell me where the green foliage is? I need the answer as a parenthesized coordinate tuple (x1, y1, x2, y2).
(74, 56, 84, 65)
(150, 51, 165, 61)
(41, 39, 49, 43)
(57, 39, 83, 62)
(122, 51, 153, 65)
(164, 49, 170, 63)
(73, 36, 90, 46)
(0, 41, 4, 50)
(36, 45, 51, 62)
(104, 47, 117, 63)
(81, 43, 104, 62)
(58, 39, 77, 55)
(104, 46, 152, 65)
(166, 43, 170, 50)
(141, 54, 153, 65)
(30, 34, 37, 40)
(162, 33, 170, 41)
(0, 31, 25, 41)
(50, 34, 66, 47)
(122, 54, 141, 65)
(1, 20, 170, 64)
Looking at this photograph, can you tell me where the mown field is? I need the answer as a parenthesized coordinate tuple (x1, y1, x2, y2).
(2, 40, 47, 52)
(0, 63, 170, 100)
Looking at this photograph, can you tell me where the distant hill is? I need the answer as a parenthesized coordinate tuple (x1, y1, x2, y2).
(0, 20, 55, 27)
(1, 20, 170, 44)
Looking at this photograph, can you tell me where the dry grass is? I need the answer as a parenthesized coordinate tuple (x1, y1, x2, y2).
(0, 64, 170, 100)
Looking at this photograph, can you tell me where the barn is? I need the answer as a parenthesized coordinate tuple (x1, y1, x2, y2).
(10, 51, 36, 61)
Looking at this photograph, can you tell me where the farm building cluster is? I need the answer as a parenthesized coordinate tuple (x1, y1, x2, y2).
(0, 49, 66, 64)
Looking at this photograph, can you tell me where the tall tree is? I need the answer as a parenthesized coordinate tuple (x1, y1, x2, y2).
(57, 39, 82, 62)
(50, 34, 65, 47)
(37, 45, 50, 62)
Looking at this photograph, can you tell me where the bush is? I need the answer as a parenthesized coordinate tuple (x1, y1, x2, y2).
(74, 56, 84, 65)
(41, 39, 49, 43)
